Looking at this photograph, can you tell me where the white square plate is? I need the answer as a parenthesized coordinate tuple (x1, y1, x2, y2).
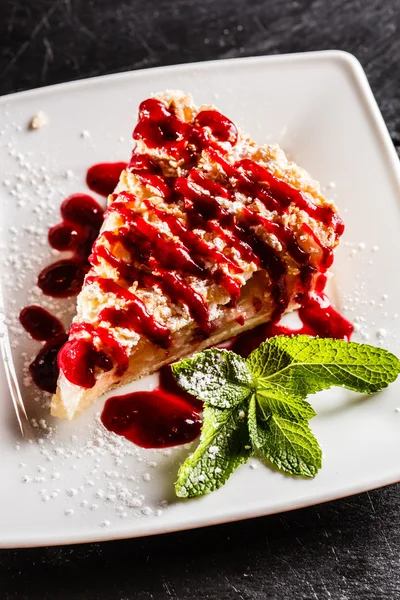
(1, 51, 400, 549)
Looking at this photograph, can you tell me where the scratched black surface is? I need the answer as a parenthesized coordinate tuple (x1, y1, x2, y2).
(1, 0, 400, 598)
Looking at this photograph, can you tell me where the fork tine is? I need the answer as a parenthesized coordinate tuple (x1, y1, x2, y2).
(0, 284, 28, 436)
(0, 336, 28, 437)
(2, 350, 26, 436)
(5, 340, 28, 420)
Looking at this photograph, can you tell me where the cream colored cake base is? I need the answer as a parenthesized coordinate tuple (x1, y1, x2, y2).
(51, 274, 297, 420)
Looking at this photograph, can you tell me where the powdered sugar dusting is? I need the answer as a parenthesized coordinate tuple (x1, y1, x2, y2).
(12, 410, 188, 527)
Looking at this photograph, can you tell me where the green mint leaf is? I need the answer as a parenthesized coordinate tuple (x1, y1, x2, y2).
(248, 396, 321, 478)
(172, 348, 254, 409)
(256, 388, 316, 422)
(172, 335, 400, 496)
(175, 403, 252, 498)
(248, 335, 400, 400)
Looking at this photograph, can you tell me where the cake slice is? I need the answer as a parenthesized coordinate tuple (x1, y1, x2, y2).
(51, 91, 344, 420)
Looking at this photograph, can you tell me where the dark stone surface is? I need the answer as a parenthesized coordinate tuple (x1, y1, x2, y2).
(1, 0, 400, 598)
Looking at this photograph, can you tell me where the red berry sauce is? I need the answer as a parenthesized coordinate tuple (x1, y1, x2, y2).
(19, 306, 65, 342)
(22, 163, 122, 392)
(29, 335, 68, 394)
(86, 162, 127, 197)
(101, 365, 202, 449)
(232, 285, 354, 358)
(57, 338, 113, 388)
(38, 259, 86, 298)
(38, 193, 104, 298)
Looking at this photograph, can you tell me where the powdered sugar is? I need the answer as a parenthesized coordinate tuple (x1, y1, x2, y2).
(12, 409, 185, 528)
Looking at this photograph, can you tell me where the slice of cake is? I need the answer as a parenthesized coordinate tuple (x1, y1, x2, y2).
(51, 91, 344, 420)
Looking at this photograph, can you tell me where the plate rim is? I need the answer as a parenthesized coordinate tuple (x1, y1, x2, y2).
(1, 49, 400, 549)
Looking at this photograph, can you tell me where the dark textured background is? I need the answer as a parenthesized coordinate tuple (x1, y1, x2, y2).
(1, 0, 400, 598)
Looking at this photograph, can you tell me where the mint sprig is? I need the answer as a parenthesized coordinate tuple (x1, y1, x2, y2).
(172, 336, 400, 498)
(173, 348, 253, 408)
(248, 396, 321, 478)
(175, 404, 252, 498)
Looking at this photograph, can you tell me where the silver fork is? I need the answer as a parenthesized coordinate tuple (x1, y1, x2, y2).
(0, 285, 28, 436)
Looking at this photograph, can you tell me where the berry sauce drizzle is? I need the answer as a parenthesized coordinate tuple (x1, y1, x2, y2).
(19, 306, 67, 393)
(21, 163, 121, 392)
(231, 285, 354, 358)
(38, 194, 104, 298)
(101, 366, 202, 449)
(29, 335, 69, 394)
(86, 162, 127, 197)
(122, 98, 344, 334)
(19, 306, 64, 342)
